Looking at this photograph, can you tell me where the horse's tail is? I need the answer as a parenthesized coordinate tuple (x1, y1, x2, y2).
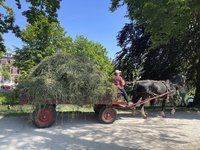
(132, 82, 139, 103)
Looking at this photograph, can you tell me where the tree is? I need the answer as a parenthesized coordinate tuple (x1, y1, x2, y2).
(110, 0, 200, 105)
(112, 23, 149, 81)
(0, 0, 21, 53)
(21, 0, 62, 24)
(71, 35, 114, 80)
(0, 64, 11, 80)
(14, 16, 73, 75)
(0, 0, 62, 53)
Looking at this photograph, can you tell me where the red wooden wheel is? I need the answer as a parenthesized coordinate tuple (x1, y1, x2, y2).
(102, 109, 115, 122)
(37, 109, 53, 124)
(99, 106, 117, 124)
(33, 105, 56, 128)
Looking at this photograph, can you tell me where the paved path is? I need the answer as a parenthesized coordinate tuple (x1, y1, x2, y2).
(0, 111, 200, 150)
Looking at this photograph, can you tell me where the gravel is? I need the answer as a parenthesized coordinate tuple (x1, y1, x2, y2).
(0, 111, 200, 150)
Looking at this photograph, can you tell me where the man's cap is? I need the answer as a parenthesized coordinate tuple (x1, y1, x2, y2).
(115, 70, 121, 74)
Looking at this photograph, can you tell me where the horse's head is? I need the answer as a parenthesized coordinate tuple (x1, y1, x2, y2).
(178, 73, 186, 85)
(170, 73, 186, 85)
(176, 73, 186, 85)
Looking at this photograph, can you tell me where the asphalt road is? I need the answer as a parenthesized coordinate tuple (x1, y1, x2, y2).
(0, 111, 200, 150)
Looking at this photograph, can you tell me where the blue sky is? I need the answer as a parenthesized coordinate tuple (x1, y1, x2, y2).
(2, 0, 129, 59)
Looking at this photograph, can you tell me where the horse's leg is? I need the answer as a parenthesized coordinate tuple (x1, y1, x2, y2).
(140, 103, 147, 119)
(132, 95, 140, 117)
(132, 106, 136, 117)
(140, 95, 149, 118)
(169, 97, 176, 115)
(161, 98, 166, 118)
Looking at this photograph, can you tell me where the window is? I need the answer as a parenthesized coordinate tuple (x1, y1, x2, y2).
(15, 77, 19, 84)
(17, 69, 20, 74)
(5, 78, 9, 83)
(7, 60, 10, 64)
(11, 67, 13, 74)
(7, 53, 11, 57)
(0, 59, 1, 64)
(1, 76, 4, 83)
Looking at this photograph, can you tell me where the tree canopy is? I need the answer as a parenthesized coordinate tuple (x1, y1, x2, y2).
(0, 0, 21, 53)
(21, 0, 62, 24)
(0, 0, 62, 53)
(110, 0, 200, 48)
(14, 15, 73, 75)
(71, 35, 114, 80)
(110, 0, 200, 105)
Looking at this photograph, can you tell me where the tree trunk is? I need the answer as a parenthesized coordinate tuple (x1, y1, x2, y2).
(194, 57, 200, 106)
(194, 10, 200, 106)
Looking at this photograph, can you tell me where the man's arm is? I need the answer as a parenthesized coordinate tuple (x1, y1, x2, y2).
(122, 79, 125, 86)
(120, 77, 125, 87)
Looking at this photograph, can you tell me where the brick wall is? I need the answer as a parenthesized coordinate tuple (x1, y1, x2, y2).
(0, 53, 21, 85)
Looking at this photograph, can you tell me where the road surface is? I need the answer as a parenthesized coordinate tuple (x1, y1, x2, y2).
(0, 111, 200, 150)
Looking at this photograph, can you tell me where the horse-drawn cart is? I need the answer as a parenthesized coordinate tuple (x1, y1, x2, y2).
(19, 90, 173, 128)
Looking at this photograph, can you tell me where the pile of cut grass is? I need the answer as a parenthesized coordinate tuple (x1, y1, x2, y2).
(16, 51, 116, 107)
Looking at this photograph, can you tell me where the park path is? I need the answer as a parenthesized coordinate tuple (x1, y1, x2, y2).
(0, 111, 200, 150)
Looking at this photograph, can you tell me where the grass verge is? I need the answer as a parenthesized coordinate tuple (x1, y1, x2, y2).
(0, 104, 200, 117)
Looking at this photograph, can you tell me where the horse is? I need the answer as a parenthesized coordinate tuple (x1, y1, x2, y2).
(131, 73, 186, 118)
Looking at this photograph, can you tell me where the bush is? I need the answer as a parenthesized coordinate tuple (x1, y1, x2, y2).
(0, 91, 19, 105)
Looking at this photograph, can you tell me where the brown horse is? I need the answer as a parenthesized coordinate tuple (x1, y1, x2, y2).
(131, 73, 186, 118)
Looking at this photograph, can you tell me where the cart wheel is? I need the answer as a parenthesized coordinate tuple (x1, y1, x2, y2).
(99, 106, 117, 124)
(93, 105, 101, 114)
(33, 105, 56, 128)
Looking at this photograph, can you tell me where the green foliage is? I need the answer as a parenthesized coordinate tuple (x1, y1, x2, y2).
(110, 0, 200, 105)
(22, 0, 62, 24)
(0, 64, 11, 79)
(14, 15, 73, 75)
(0, 91, 19, 105)
(0, 0, 21, 53)
(71, 35, 114, 80)
(16, 51, 116, 107)
(1, 0, 62, 52)
(110, 0, 200, 48)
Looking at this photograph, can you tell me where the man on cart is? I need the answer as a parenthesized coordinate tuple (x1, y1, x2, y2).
(111, 70, 132, 105)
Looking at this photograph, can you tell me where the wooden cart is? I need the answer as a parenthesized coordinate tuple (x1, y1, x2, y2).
(18, 90, 171, 128)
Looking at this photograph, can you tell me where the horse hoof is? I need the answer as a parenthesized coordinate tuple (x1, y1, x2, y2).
(143, 116, 147, 119)
(170, 113, 174, 116)
(162, 116, 166, 118)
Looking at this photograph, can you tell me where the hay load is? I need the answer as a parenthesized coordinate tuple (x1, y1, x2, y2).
(16, 51, 116, 106)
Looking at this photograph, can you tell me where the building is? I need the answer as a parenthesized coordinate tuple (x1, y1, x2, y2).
(0, 53, 21, 86)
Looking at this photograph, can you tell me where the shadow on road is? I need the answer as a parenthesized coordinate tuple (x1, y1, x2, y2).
(0, 111, 200, 150)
